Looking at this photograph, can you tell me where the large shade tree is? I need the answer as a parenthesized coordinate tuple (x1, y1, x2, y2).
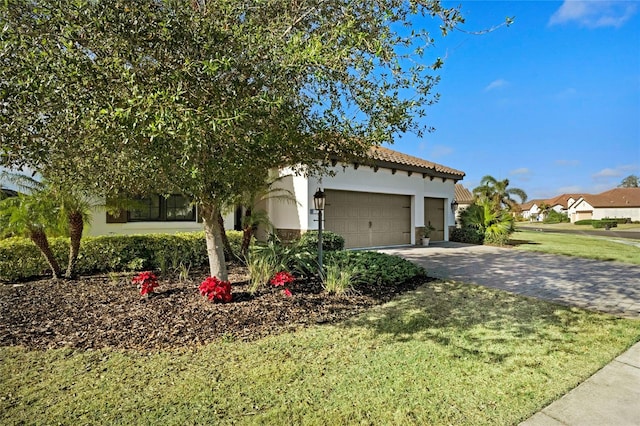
(1, 0, 468, 280)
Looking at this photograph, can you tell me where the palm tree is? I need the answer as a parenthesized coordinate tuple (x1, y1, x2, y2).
(459, 198, 515, 245)
(234, 174, 299, 259)
(0, 190, 64, 278)
(1, 172, 93, 278)
(473, 175, 527, 210)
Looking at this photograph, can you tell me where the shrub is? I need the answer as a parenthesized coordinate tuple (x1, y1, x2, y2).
(297, 231, 345, 252)
(450, 227, 484, 245)
(602, 217, 630, 224)
(199, 276, 232, 303)
(132, 271, 159, 296)
(0, 231, 231, 282)
(322, 261, 360, 294)
(543, 210, 570, 224)
(574, 220, 594, 226)
(247, 238, 314, 293)
(325, 251, 425, 286)
(592, 220, 618, 229)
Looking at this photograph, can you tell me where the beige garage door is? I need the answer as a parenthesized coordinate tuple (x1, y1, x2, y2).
(324, 190, 411, 249)
(424, 197, 445, 241)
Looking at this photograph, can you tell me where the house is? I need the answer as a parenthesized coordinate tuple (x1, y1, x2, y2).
(90, 146, 466, 249)
(569, 188, 640, 223)
(517, 199, 546, 221)
(518, 194, 583, 221)
(453, 184, 474, 223)
(268, 146, 465, 248)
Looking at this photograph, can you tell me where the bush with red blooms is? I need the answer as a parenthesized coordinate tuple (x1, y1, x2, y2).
(270, 271, 295, 287)
(199, 276, 233, 303)
(270, 271, 295, 297)
(132, 271, 159, 296)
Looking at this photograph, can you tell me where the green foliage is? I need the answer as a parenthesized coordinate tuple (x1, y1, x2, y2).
(322, 261, 360, 295)
(602, 217, 630, 224)
(297, 231, 345, 253)
(574, 220, 594, 226)
(0, 237, 67, 281)
(0, 232, 229, 282)
(1, 0, 466, 281)
(459, 200, 515, 246)
(543, 210, 570, 224)
(325, 251, 425, 286)
(472, 175, 527, 210)
(619, 175, 639, 188)
(591, 220, 618, 229)
(450, 227, 485, 244)
(247, 237, 315, 293)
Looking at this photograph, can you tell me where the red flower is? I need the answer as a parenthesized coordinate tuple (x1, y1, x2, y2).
(270, 271, 295, 287)
(199, 276, 232, 303)
(132, 271, 159, 296)
(283, 288, 292, 297)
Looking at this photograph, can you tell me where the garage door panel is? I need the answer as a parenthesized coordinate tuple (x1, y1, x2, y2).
(325, 190, 411, 249)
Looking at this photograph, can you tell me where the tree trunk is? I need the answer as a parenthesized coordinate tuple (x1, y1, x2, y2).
(217, 211, 235, 261)
(201, 204, 228, 281)
(65, 211, 84, 279)
(30, 229, 62, 279)
(240, 208, 253, 259)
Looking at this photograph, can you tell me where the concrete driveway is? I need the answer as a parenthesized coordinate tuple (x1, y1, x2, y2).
(381, 242, 640, 318)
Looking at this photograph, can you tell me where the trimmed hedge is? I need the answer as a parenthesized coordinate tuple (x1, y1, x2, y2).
(296, 231, 345, 252)
(592, 220, 618, 229)
(574, 220, 593, 226)
(449, 227, 484, 245)
(0, 231, 244, 282)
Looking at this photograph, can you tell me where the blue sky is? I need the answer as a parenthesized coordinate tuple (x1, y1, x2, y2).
(390, 0, 640, 200)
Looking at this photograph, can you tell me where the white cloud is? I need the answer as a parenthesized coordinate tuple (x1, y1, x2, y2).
(555, 159, 580, 166)
(549, 1, 637, 28)
(484, 79, 509, 92)
(593, 167, 621, 178)
(429, 145, 453, 159)
(510, 167, 531, 176)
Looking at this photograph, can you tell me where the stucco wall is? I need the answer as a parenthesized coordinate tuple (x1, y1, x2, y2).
(271, 164, 458, 244)
(592, 207, 640, 221)
(87, 205, 235, 236)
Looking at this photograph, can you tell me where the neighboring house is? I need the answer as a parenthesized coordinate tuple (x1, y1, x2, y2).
(518, 199, 545, 221)
(569, 188, 640, 223)
(453, 184, 474, 223)
(518, 194, 583, 221)
(89, 146, 465, 249)
(268, 146, 465, 248)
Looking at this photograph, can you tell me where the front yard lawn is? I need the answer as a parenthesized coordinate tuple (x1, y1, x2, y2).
(513, 230, 640, 265)
(2, 274, 638, 425)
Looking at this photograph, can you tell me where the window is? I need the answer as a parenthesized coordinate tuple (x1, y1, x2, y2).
(127, 194, 195, 222)
(129, 195, 161, 221)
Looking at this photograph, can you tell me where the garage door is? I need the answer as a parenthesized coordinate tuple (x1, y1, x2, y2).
(324, 190, 411, 249)
(424, 197, 445, 241)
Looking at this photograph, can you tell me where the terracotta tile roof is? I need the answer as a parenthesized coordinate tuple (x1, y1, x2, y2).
(545, 193, 584, 209)
(367, 146, 465, 179)
(581, 188, 640, 208)
(517, 199, 545, 211)
(454, 184, 474, 203)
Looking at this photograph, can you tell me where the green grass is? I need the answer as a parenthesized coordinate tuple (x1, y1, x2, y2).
(2, 281, 638, 425)
(517, 222, 640, 231)
(513, 230, 640, 265)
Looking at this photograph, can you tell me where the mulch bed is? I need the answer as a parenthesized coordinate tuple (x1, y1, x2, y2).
(0, 264, 428, 351)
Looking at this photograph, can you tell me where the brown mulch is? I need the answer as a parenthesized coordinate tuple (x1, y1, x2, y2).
(0, 264, 428, 351)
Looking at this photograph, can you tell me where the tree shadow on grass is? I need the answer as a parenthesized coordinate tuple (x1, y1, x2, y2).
(341, 280, 605, 363)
